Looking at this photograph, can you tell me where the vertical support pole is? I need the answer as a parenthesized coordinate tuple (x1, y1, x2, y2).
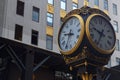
(82, 73, 93, 80)
(21, 50, 34, 80)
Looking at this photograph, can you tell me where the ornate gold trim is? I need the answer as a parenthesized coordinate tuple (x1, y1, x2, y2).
(60, 9, 67, 18)
(47, 4, 54, 14)
(58, 14, 84, 55)
(86, 14, 116, 54)
(103, 10, 109, 15)
(94, 5, 99, 9)
(73, 0, 78, 4)
(46, 26, 53, 36)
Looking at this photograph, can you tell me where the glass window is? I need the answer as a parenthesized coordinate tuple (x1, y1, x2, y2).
(32, 7, 39, 22)
(16, 0, 24, 16)
(48, 0, 54, 5)
(47, 13, 54, 27)
(116, 57, 120, 65)
(115, 39, 120, 51)
(31, 30, 38, 45)
(46, 35, 53, 50)
(113, 21, 118, 32)
(73, 3, 78, 10)
(94, 0, 99, 6)
(104, 0, 108, 10)
(113, 3, 117, 15)
(15, 24, 23, 41)
(61, 0, 66, 10)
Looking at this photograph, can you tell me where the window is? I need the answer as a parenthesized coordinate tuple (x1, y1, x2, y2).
(16, 0, 24, 16)
(32, 7, 39, 22)
(115, 39, 120, 51)
(113, 21, 118, 32)
(104, 0, 108, 10)
(61, 0, 66, 10)
(94, 0, 99, 6)
(46, 35, 53, 50)
(72, 3, 78, 10)
(116, 57, 120, 65)
(47, 13, 54, 27)
(15, 24, 23, 41)
(48, 0, 54, 5)
(31, 30, 38, 45)
(113, 3, 117, 15)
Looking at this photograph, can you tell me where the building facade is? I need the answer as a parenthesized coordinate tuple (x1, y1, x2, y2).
(0, 0, 120, 69)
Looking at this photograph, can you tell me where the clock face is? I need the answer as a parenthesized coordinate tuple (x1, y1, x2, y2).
(86, 14, 116, 54)
(58, 15, 84, 55)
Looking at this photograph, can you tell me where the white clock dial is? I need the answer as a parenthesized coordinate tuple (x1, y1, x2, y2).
(59, 17, 81, 51)
(86, 14, 116, 54)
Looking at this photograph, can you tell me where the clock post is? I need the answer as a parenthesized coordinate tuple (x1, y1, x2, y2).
(58, 6, 116, 80)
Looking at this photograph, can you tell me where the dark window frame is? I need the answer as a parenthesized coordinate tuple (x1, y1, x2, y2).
(31, 30, 39, 45)
(15, 24, 23, 41)
(16, 0, 24, 16)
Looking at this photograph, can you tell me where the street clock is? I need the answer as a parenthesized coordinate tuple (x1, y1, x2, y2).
(86, 14, 116, 55)
(58, 14, 84, 56)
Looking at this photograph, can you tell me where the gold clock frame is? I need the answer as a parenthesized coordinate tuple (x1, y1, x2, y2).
(86, 14, 116, 54)
(58, 14, 85, 55)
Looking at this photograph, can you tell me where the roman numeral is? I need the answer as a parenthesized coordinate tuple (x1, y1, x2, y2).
(76, 23, 80, 27)
(108, 36, 112, 39)
(78, 29, 80, 32)
(99, 18, 102, 24)
(70, 20, 73, 25)
(76, 35, 79, 38)
(94, 19, 97, 24)
(61, 37, 65, 41)
(62, 41, 65, 46)
(107, 40, 111, 46)
(91, 33, 94, 38)
(90, 22, 94, 26)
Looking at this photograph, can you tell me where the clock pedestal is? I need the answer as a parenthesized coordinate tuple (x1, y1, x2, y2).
(58, 6, 116, 80)
(64, 46, 110, 80)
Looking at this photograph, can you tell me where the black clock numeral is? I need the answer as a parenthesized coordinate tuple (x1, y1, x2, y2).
(99, 18, 102, 24)
(62, 31, 65, 33)
(70, 20, 73, 25)
(94, 39, 98, 44)
(65, 45, 68, 49)
(76, 23, 80, 27)
(74, 19, 77, 25)
(107, 40, 111, 46)
(78, 29, 80, 32)
(104, 23, 106, 27)
(65, 24, 69, 28)
(91, 33, 94, 38)
(99, 43, 103, 48)
(107, 29, 110, 32)
(108, 36, 112, 39)
(62, 41, 65, 46)
(76, 35, 79, 39)
(90, 22, 94, 26)
(61, 37, 65, 41)
(69, 44, 72, 49)
(94, 19, 97, 24)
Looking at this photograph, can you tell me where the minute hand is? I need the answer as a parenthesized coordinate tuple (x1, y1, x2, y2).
(93, 28, 102, 34)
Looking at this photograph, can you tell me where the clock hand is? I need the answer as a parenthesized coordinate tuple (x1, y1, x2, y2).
(97, 29, 104, 45)
(93, 27, 101, 34)
(65, 29, 72, 49)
